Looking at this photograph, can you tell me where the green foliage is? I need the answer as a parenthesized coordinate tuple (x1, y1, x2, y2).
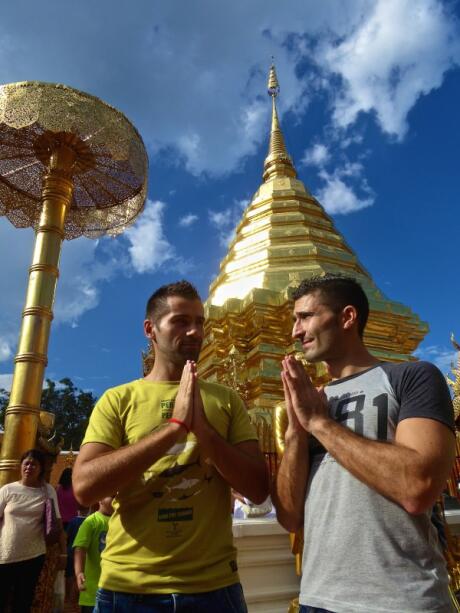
(0, 389, 8, 423)
(0, 378, 97, 449)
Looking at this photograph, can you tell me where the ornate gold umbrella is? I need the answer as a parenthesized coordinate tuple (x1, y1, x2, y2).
(0, 82, 148, 484)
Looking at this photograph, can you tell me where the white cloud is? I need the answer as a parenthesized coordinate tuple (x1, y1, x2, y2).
(125, 199, 185, 274)
(178, 214, 199, 228)
(209, 209, 233, 227)
(316, 164, 374, 215)
(0, 1, 358, 178)
(0, 374, 13, 392)
(301, 143, 330, 167)
(300, 139, 375, 215)
(208, 199, 248, 247)
(54, 238, 122, 325)
(318, 0, 460, 138)
(415, 345, 459, 374)
(0, 197, 186, 346)
(0, 339, 12, 362)
(0, 2, 456, 175)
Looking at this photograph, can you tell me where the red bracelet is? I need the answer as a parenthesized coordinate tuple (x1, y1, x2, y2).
(168, 418, 190, 433)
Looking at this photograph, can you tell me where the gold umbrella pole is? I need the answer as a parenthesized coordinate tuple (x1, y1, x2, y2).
(0, 81, 148, 485)
(0, 144, 75, 485)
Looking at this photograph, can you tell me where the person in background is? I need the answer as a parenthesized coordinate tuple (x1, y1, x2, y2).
(64, 504, 89, 607)
(0, 448, 65, 612)
(73, 497, 113, 613)
(232, 490, 275, 519)
(56, 467, 78, 529)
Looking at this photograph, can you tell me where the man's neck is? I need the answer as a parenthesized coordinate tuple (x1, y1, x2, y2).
(325, 345, 379, 381)
(145, 361, 184, 382)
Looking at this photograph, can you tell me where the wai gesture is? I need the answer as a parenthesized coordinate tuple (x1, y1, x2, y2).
(281, 355, 329, 435)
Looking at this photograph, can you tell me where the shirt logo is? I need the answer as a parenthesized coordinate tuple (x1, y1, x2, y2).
(161, 399, 175, 419)
(158, 507, 193, 522)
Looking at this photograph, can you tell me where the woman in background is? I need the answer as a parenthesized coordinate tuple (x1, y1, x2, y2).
(56, 467, 78, 529)
(0, 448, 63, 612)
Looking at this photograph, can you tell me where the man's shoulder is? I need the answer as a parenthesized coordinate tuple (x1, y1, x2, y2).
(80, 511, 101, 529)
(93, 511, 110, 527)
(198, 379, 238, 398)
(99, 379, 145, 401)
(379, 359, 444, 384)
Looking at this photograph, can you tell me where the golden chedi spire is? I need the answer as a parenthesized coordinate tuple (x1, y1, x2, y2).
(201, 63, 427, 406)
(263, 64, 296, 181)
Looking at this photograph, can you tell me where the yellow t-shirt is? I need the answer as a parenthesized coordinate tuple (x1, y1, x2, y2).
(82, 378, 258, 594)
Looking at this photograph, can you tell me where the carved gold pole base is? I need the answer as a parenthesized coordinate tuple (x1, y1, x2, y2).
(0, 146, 74, 486)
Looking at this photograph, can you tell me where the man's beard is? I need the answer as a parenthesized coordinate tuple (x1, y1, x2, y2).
(179, 343, 201, 362)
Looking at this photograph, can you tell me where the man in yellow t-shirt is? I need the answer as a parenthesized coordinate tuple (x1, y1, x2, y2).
(73, 280, 269, 612)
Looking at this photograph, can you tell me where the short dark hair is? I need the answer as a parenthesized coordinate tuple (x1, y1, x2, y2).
(292, 274, 369, 337)
(146, 280, 201, 324)
(20, 448, 46, 479)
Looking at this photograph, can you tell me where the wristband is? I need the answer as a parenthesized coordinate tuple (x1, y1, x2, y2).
(168, 418, 190, 433)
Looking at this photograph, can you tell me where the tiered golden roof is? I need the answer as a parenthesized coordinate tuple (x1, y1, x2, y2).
(199, 64, 427, 424)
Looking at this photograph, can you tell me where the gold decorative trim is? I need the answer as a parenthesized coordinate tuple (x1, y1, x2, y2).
(36, 225, 65, 238)
(5, 404, 40, 416)
(28, 264, 60, 277)
(14, 352, 48, 365)
(22, 305, 54, 319)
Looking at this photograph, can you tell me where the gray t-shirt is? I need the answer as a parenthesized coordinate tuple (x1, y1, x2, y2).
(299, 361, 455, 613)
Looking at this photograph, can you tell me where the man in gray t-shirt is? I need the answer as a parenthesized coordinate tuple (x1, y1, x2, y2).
(273, 274, 455, 613)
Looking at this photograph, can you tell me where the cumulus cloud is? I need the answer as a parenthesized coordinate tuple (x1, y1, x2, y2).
(415, 345, 459, 374)
(0, 339, 12, 362)
(0, 197, 184, 348)
(0, 337, 12, 362)
(208, 199, 249, 247)
(178, 214, 199, 228)
(0, 218, 124, 342)
(315, 161, 374, 215)
(301, 143, 331, 167)
(125, 199, 186, 274)
(0, 1, 456, 177)
(300, 141, 374, 214)
(0, 373, 13, 392)
(318, 0, 460, 138)
(0, 1, 320, 177)
(54, 238, 123, 325)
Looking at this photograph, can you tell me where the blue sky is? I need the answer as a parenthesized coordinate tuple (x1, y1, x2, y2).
(0, 0, 459, 397)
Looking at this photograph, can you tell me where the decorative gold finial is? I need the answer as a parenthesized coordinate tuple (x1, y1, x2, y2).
(267, 62, 280, 97)
(263, 62, 296, 182)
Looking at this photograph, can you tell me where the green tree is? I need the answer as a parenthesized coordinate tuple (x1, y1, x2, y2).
(0, 389, 8, 424)
(0, 378, 97, 449)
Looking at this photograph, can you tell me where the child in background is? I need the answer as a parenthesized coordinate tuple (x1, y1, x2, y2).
(73, 496, 113, 613)
(65, 504, 88, 606)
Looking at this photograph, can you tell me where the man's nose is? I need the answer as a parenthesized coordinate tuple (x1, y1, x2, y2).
(292, 320, 302, 339)
(187, 324, 203, 337)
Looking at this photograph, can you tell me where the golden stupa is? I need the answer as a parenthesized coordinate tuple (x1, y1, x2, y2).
(198, 65, 427, 444)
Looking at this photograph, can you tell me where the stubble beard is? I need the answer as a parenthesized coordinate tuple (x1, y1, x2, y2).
(179, 344, 201, 363)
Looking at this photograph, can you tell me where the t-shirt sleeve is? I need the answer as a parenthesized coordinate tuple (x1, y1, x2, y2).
(386, 361, 455, 431)
(73, 515, 94, 550)
(47, 484, 61, 519)
(227, 389, 259, 445)
(81, 388, 124, 449)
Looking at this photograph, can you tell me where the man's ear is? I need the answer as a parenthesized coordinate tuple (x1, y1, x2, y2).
(342, 305, 358, 331)
(144, 319, 156, 342)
